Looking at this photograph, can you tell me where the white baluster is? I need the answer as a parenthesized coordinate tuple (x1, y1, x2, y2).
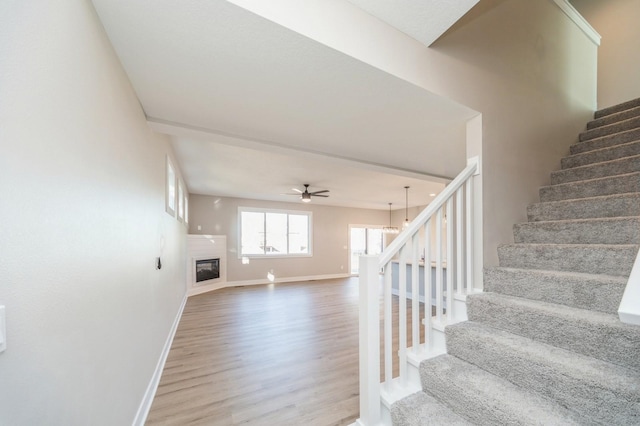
(436, 209, 443, 323)
(466, 178, 474, 293)
(398, 244, 408, 385)
(424, 219, 432, 352)
(411, 233, 420, 352)
(446, 198, 454, 322)
(456, 188, 463, 295)
(384, 263, 392, 390)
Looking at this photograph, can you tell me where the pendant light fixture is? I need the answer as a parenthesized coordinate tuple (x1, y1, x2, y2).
(383, 203, 399, 234)
(403, 186, 410, 229)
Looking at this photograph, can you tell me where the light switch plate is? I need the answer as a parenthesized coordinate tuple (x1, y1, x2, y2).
(0, 305, 6, 353)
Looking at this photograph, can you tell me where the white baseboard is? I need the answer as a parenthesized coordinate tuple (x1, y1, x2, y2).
(228, 272, 350, 287)
(186, 273, 351, 296)
(132, 293, 187, 426)
(188, 280, 228, 297)
(186, 273, 352, 297)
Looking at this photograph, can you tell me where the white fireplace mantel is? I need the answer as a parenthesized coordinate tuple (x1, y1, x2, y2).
(187, 234, 227, 296)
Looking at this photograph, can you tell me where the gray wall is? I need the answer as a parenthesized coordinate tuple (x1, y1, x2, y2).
(189, 194, 388, 282)
(421, 0, 598, 265)
(0, 1, 187, 424)
(571, 0, 640, 108)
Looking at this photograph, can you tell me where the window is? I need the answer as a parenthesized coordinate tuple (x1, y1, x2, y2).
(239, 208, 312, 257)
(165, 156, 176, 216)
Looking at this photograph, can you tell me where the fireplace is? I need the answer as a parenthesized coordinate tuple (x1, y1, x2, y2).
(195, 258, 220, 283)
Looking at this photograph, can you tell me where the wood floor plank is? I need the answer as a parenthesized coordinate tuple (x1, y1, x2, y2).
(146, 277, 423, 425)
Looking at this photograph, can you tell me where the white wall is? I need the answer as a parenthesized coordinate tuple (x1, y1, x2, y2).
(0, 1, 187, 424)
(189, 194, 388, 283)
(571, 0, 640, 108)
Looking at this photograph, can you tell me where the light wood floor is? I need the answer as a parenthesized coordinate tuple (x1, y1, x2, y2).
(146, 277, 423, 425)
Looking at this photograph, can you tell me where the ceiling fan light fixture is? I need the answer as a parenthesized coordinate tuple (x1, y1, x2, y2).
(285, 184, 328, 203)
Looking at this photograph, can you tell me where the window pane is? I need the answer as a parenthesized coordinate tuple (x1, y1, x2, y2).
(288, 214, 309, 254)
(240, 209, 311, 257)
(241, 211, 264, 255)
(265, 213, 287, 254)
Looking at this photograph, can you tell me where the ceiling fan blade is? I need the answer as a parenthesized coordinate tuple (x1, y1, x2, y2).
(312, 194, 329, 198)
(280, 193, 301, 196)
(309, 190, 329, 195)
(291, 188, 303, 193)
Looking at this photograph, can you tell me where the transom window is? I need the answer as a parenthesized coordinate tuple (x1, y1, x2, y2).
(239, 207, 312, 257)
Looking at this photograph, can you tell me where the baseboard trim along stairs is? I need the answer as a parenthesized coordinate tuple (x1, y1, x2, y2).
(391, 98, 640, 425)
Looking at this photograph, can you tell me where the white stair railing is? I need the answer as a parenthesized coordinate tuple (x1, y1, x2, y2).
(356, 157, 482, 426)
(619, 248, 640, 326)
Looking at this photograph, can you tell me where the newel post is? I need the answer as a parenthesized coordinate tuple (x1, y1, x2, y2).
(356, 255, 381, 426)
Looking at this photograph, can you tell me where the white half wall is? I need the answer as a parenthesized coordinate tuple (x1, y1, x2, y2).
(0, 1, 187, 424)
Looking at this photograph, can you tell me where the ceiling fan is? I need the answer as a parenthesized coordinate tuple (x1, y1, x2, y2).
(284, 184, 330, 203)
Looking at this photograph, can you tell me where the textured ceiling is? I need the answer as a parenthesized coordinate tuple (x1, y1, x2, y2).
(91, 0, 477, 209)
(171, 133, 446, 210)
(346, 0, 480, 46)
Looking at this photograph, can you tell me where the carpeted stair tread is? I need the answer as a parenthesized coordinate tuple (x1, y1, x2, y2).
(589, 105, 640, 130)
(419, 355, 583, 425)
(513, 216, 640, 244)
(595, 97, 640, 119)
(446, 321, 640, 425)
(497, 243, 637, 276)
(527, 192, 640, 221)
(539, 172, 640, 202)
(466, 293, 640, 370)
(579, 115, 640, 142)
(588, 105, 640, 130)
(483, 266, 626, 314)
(564, 139, 640, 168)
(571, 132, 640, 157)
(551, 154, 640, 185)
(391, 392, 473, 426)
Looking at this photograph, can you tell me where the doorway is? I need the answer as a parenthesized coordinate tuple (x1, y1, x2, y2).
(349, 226, 384, 275)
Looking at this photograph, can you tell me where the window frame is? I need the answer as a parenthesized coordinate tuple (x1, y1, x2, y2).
(238, 207, 313, 258)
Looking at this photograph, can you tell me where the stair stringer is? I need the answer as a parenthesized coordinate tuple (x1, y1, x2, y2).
(380, 295, 470, 423)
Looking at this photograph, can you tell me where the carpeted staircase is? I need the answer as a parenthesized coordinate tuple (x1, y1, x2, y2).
(392, 98, 640, 425)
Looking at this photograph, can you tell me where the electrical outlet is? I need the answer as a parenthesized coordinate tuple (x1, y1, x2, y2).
(0, 306, 6, 353)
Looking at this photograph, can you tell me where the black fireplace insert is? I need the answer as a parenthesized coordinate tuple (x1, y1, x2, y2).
(196, 258, 220, 282)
